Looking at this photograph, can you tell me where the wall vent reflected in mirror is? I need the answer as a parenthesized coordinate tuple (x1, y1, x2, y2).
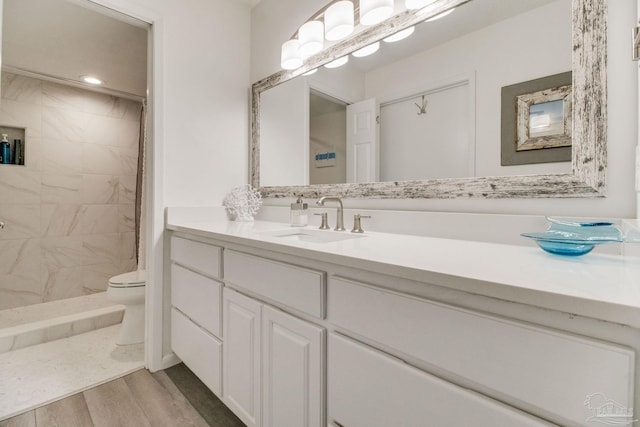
(0, 126, 26, 166)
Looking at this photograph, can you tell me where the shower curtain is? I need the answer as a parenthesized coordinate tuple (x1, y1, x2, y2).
(135, 100, 147, 269)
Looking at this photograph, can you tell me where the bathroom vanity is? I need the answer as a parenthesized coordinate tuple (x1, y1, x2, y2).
(166, 214, 640, 427)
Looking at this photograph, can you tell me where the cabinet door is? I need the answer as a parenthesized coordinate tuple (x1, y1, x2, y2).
(328, 333, 555, 427)
(262, 306, 325, 427)
(171, 308, 222, 397)
(223, 288, 262, 427)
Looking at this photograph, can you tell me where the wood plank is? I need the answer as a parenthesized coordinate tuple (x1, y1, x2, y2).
(124, 369, 209, 427)
(0, 411, 35, 427)
(163, 363, 246, 427)
(34, 394, 93, 427)
(83, 378, 151, 427)
(151, 370, 204, 411)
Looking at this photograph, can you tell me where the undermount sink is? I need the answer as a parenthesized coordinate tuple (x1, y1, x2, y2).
(258, 228, 366, 244)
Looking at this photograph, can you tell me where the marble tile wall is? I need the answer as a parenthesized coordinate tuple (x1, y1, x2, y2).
(0, 72, 142, 310)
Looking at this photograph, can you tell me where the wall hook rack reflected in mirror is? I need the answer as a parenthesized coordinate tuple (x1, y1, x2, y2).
(415, 95, 427, 115)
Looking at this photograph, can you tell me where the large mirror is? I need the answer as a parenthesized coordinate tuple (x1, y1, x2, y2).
(251, 0, 606, 199)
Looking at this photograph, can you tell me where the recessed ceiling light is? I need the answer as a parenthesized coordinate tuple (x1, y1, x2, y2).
(81, 76, 103, 85)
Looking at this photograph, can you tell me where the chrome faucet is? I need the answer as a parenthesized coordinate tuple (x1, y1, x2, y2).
(316, 196, 345, 231)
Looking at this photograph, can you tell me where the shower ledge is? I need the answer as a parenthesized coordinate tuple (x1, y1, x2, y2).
(0, 293, 124, 354)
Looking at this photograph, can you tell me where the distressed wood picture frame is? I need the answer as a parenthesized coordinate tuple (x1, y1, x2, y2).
(516, 84, 572, 151)
(501, 72, 572, 166)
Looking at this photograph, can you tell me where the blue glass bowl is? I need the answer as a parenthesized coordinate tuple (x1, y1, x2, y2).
(521, 231, 621, 256)
(545, 217, 614, 228)
(522, 218, 623, 256)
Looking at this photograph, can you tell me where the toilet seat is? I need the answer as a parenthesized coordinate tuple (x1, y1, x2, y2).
(109, 270, 146, 288)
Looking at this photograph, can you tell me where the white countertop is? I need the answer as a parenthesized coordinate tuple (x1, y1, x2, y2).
(166, 217, 640, 328)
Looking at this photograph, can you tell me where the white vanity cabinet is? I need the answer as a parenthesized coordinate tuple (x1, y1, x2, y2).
(222, 288, 262, 427)
(327, 277, 635, 426)
(328, 333, 554, 427)
(222, 249, 326, 427)
(167, 230, 637, 427)
(222, 287, 325, 427)
(169, 236, 224, 397)
(261, 303, 324, 427)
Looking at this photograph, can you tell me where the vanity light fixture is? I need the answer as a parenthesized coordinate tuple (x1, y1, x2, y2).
(81, 75, 103, 85)
(324, 56, 349, 68)
(299, 20, 324, 58)
(383, 26, 415, 42)
(303, 68, 318, 76)
(422, 7, 455, 21)
(359, 0, 394, 26)
(281, 39, 303, 70)
(325, 1, 355, 41)
(352, 42, 380, 57)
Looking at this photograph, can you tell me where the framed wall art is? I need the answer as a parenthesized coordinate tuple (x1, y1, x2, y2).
(501, 72, 572, 166)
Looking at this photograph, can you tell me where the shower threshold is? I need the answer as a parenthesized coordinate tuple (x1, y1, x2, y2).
(0, 293, 124, 354)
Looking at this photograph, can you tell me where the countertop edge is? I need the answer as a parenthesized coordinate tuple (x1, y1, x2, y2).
(166, 221, 640, 329)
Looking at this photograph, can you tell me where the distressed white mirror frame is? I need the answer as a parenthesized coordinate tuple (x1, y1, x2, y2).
(250, 0, 606, 199)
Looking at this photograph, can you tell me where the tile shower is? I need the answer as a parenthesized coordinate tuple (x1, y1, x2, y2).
(0, 71, 142, 311)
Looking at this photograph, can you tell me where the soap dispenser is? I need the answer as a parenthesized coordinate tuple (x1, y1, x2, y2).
(290, 196, 309, 227)
(0, 135, 10, 165)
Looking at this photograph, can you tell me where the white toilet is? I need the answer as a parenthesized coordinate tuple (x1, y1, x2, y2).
(107, 270, 146, 345)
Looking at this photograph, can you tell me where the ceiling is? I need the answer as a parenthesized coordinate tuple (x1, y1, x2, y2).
(0, 0, 555, 100)
(2, 0, 148, 99)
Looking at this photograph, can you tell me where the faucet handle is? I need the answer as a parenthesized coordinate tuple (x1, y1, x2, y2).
(314, 212, 330, 230)
(351, 214, 371, 233)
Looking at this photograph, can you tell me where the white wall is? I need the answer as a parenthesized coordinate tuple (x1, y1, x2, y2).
(261, 77, 307, 186)
(251, 0, 638, 218)
(367, 1, 572, 178)
(379, 82, 473, 181)
(92, 0, 251, 370)
(97, 0, 250, 206)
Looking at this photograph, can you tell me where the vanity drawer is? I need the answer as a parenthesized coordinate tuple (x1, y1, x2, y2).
(224, 250, 325, 318)
(171, 263, 222, 338)
(328, 333, 554, 427)
(171, 236, 222, 279)
(171, 308, 222, 397)
(328, 276, 635, 426)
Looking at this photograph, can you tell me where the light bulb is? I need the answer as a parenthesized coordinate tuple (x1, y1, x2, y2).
(325, 1, 354, 41)
(324, 56, 349, 69)
(281, 39, 302, 70)
(360, 0, 394, 26)
(383, 26, 415, 43)
(423, 8, 455, 22)
(352, 42, 380, 58)
(299, 21, 324, 58)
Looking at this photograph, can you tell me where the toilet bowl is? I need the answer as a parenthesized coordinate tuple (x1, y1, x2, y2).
(107, 270, 146, 345)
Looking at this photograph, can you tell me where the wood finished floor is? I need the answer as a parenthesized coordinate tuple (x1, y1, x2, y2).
(0, 364, 245, 427)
